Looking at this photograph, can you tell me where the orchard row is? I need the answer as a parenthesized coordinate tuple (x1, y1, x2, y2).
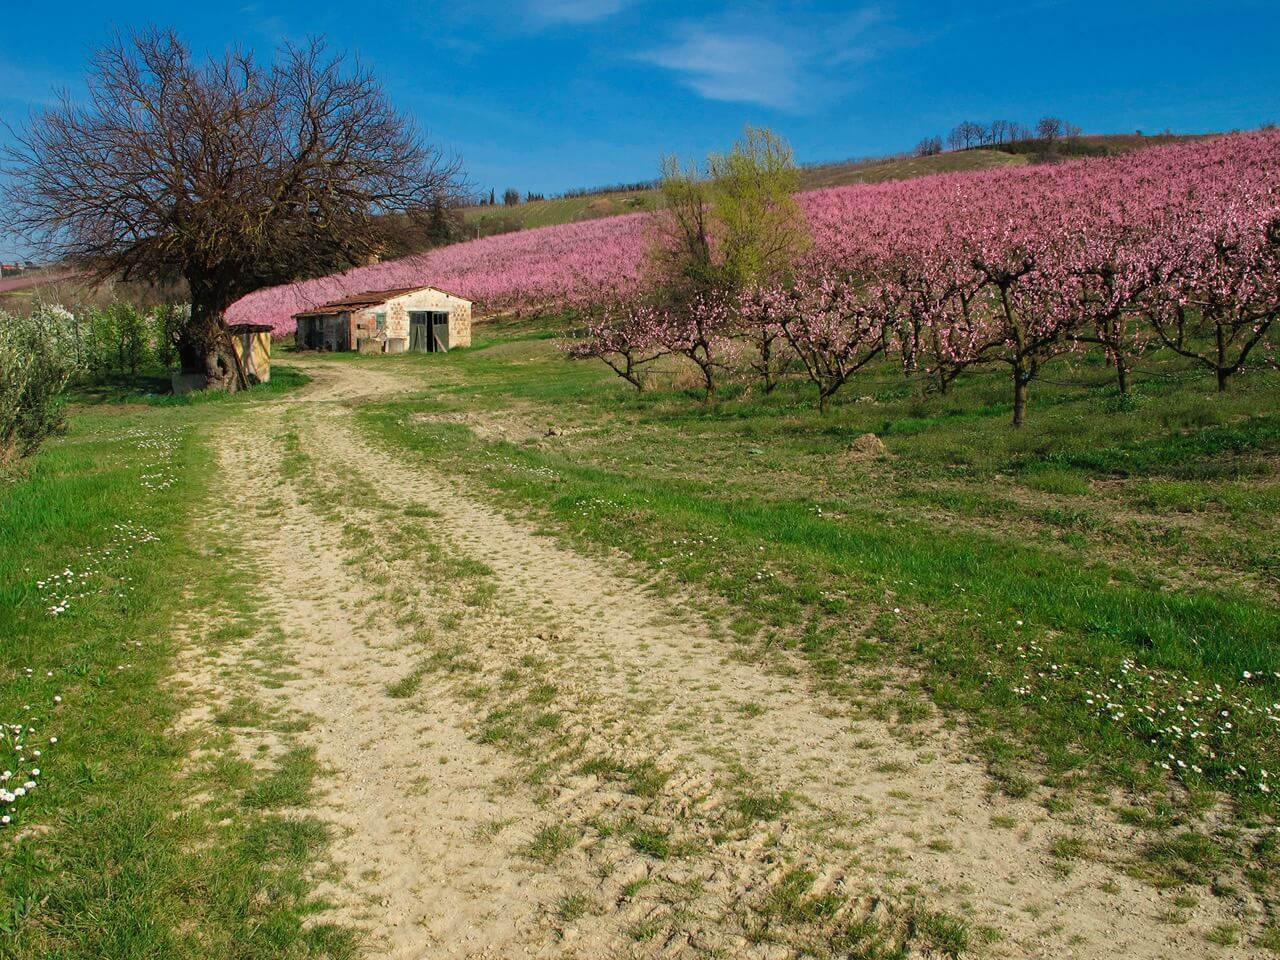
(567, 132, 1280, 422)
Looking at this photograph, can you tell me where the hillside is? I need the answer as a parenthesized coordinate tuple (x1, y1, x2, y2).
(462, 132, 1215, 236)
(462, 188, 659, 235)
(229, 131, 1259, 334)
(0, 270, 82, 310)
(463, 148, 1028, 235)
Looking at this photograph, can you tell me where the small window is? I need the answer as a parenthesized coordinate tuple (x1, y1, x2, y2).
(375, 312, 387, 331)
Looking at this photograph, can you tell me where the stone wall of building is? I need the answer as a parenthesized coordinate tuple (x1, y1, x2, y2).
(351, 288, 472, 351)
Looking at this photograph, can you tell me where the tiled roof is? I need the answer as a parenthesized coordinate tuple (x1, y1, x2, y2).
(294, 286, 433, 316)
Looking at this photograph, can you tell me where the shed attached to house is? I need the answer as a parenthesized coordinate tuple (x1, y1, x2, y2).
(293, 286, 472, 354)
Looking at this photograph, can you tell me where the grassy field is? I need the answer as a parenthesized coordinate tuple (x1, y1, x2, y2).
(0, 367, 358, 959)
(347, 321, 1278, 882)
(6, 329, 1277, 952)
(463, 149, 1028, 234)
(796, 148, 1026, 188)
(67, 364, 311, 407)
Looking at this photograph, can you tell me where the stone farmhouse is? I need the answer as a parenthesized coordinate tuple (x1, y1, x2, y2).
(293, 286, 472, 353)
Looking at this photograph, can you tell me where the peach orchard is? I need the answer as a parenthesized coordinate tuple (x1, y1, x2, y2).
(229, 132, 1280, 423)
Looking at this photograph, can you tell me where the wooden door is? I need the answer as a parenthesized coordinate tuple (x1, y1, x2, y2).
(409, 312, 429, 352)
(431, 311, 450, 352)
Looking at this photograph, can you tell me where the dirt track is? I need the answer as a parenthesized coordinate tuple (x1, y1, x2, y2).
(190, 358, 1253, 959)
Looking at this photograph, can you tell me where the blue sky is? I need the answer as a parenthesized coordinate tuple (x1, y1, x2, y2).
(2, 0, 1278, 256)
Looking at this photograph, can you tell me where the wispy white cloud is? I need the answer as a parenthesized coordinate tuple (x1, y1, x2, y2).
(528, 0, 634, 24)
(638, 6, 904, 111)
(641, 32, 799, 110)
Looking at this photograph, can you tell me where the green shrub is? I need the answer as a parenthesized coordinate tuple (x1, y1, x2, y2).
(0, 305, 83, 464)
(70, 302, 187, 377)
(149, 303, 187, 370)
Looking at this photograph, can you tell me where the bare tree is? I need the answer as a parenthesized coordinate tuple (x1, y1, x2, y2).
(2, 32, 463, 384)
(990, 119, 1010, 145)
(1036, 116, 1065, 142)
(914, 135, 942, 157)
(947, 126, 965, 152)
(954, 121, 989, 149)
(3, 29, 462, 387)
(502, 188, 521, 207)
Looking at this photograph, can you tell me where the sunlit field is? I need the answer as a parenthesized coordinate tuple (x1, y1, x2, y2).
(359, 322, 1279, 835)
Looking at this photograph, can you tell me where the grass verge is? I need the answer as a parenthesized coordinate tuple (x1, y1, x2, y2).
(0, 385, 352, 958)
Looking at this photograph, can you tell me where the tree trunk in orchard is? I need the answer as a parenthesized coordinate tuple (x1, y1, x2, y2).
(1215, 324, 1230, 393)
(1116, 354, 1131, 395)
(1012, 362, 1031, 428)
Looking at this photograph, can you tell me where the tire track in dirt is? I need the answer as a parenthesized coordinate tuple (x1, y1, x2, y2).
(196, 358, 1255, 958)
(211, 410, 578, 958)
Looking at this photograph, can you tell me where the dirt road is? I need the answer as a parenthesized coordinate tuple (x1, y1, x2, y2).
(190, 358, 1251, 958)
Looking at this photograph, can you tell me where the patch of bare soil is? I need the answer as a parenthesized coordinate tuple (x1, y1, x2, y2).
(413, 408, 575, 445)
(190, 358, 1259, 958)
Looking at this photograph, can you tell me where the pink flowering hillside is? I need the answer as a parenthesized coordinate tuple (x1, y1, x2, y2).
(226, 211, 653, 333)
(229, 131, 1280, 343)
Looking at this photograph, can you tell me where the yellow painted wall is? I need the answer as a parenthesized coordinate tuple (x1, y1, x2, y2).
(231, 330, 271, 382)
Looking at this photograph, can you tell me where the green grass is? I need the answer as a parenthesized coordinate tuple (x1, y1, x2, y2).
(555, 892, 592, 923)
(910, 908, 972, 958)
(1050, 835, 1087, 861)
(0, 390, 350, 958)
(386, 667, 426, 699)
(243, 747, 320, 809)
(627, 827, 673, 859)
(350, 328, 1280, 828)
(731, 791, 794, 821)
(67, 363, 311, 406)
(523, 823, 575, 863)
(1206, 923, 1241, 946)
(760, 868, 843, 925)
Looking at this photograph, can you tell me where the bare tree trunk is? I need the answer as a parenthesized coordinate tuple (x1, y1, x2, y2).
(700, 360, 716, 401)
(1012, 363, 1030, 428)
(759, 333, 776, 395)
(180, 277, 236, 390)
(1116, 354, 1130, 395)
(1215, 323, 1229, 392)
(818, 381, 841, 414)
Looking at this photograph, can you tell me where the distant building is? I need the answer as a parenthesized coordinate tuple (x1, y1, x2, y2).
(0, 263, 23, 278)
(293, 285, 472, 353)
